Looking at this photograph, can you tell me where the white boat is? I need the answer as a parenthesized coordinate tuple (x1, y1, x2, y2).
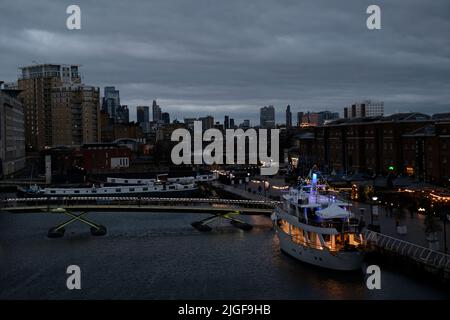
(273, 176, 366, 271)
(20, 182, 198, 197)
(106, 173, 217, 185)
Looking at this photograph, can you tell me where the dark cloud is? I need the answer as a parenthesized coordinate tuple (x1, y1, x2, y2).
(1, 0, 449, 124)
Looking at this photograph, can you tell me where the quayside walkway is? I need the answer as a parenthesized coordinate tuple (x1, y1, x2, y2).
(365, 230, 450, 280)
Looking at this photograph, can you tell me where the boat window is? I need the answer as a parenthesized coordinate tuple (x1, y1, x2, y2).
(143, 187, 148, 191)
(125, 180, 128, 183)
(115, 188, 121, 192)
(50, 190, 56, 194)
(129, 188, 135, 192)
(74, 190, 80, 194)
(92, 190, 97, 193)
(137, 180, 141, 184)
(169, 186, 175, 190)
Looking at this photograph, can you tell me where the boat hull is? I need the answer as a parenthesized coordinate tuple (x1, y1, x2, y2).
(276, 226, 364, 271)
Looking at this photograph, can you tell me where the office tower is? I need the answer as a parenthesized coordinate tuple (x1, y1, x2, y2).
(161, 112, 170, 124)
(344, 100, 384, 119)
(297, 112, 304, 126)
(224, 115, 229, 129)
(136, 106, 150, 123)
(286, 105, 292, 128)
(0, 85, 26, 175)
(18, 64, 82, 150)
(51, 85, 100, 146)
(102, 86, 120, 120)
(152, 100, 161, 121)
(116, 105, 129, 124)
(260, 105, 275, 128)
(229, 118, 235, 129)
(199, 115, 214, 130)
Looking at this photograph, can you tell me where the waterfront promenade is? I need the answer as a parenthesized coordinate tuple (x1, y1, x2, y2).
(215, 181, 450, 254)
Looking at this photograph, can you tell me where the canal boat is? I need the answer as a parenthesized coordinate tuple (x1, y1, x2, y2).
(105, 173, 216, 185)
(18, 182, 198, 198)
(272, 174, 366, 271)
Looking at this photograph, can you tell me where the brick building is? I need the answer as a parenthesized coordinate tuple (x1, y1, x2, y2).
(292, 113, 450, 186)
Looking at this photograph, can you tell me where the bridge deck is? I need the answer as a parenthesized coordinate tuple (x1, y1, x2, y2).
(1, 196, 278, 215)
(1, 204, 272, 214)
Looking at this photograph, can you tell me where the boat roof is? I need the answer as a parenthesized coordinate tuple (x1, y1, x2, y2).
(316, 204, 351, 219)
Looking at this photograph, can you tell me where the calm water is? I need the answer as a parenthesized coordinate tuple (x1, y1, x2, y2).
(0, 211, 448, 299)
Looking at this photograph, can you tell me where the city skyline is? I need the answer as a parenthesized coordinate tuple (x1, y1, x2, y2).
(0, 0, 449, 124)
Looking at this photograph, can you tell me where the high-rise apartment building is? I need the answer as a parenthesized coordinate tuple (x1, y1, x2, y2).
(260, 105, 275, 128)
(18, 64, 81, 150)
(224, 115, 229, 129)
(51, 85, 100, 146)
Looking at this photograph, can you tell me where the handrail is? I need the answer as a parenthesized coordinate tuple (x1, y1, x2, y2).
(364, 230, 450, 270)
(2, 196, 281, 207)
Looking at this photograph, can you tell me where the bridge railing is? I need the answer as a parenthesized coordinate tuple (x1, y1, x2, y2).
(364, 229, 450, 271)
(1, 196, 281, 210)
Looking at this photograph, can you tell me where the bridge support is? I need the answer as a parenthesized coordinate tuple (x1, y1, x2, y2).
(48, 208, 107, 238)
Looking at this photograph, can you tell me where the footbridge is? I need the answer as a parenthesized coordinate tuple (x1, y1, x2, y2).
(1, 196, 281, 215)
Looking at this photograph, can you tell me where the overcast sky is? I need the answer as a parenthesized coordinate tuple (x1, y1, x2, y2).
(0, 0, 449, 124)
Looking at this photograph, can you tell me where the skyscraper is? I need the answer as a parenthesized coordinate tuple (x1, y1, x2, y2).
(161, 112, 170, 124)
(229, 118, 235, 129)
(286, 105, 292, 128)
(224, 115, 229, 129)
(260, 105, 275, 128)
(18, 64, 83, 150)
(116, 105, 129, 124)
(297, 112, 304, 126)
(152, 100, 161, 121)
(102, 86, 120, 120)
(136, 106, 150, 123)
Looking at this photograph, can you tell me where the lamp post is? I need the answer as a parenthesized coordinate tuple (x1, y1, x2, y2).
(368, 196, 378, 232)
(371, 196, 378, 225)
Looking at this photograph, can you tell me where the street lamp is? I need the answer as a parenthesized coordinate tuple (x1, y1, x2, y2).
(369, 196, 379, 232)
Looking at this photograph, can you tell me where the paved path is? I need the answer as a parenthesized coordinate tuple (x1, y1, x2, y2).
(353, 202, 450, 253)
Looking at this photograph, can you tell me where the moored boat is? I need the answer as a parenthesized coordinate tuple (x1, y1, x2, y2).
(272, 174, 366, 271)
